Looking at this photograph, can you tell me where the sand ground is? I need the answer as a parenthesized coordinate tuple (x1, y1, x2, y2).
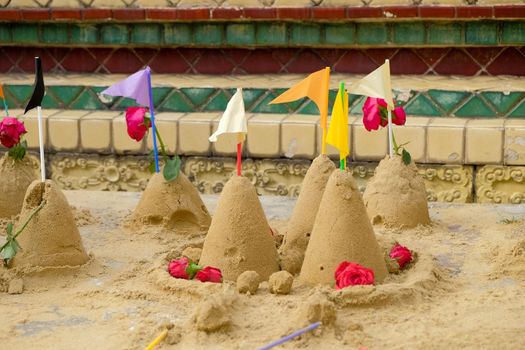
(1, 190, 525, 350)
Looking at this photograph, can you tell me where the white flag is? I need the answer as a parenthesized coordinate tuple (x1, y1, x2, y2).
(209, 88, 247, 143)
(348, 61, 394, 110)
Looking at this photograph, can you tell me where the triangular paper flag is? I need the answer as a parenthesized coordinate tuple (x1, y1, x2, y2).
(101, 67, 150, 106)
(348, 61, 394, 110)
(24, 57, 45, 114)
(209, 88, 247, 143)
(326, 84, 349, 161)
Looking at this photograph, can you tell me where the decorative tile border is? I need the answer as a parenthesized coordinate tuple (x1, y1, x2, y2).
(475, 165, 525, 204)
(2, 21, 525, 49)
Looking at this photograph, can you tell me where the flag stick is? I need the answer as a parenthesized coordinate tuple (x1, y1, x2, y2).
(321, 128, 327, 155)
(387, 108, 393, 158)
(236, 142, 242, 176)
(37, 106, 45, 181)
(340, 159, 345, 170)
(146, 68, 160, 173)
(257, 322, 321, 350)
(3, 99, 8, 116)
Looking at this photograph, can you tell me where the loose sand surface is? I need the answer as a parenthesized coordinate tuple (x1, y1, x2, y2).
(1, 190, 525, 349)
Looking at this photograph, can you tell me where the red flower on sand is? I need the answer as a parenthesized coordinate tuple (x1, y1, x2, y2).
(168, 257, 194, 279)
(0, 117, 26, 148)
(334, 261, 374, 289)
(389, 243, 413, 269)
(125, 107, 150, 142)
(195, 266, 223, 283)
(362, 97, 406, 132)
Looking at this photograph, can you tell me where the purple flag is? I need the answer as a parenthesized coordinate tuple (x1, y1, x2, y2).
(101, 67, 150, 106)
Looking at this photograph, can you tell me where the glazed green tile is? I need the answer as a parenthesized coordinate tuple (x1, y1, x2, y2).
(0, 24, 11, 43)
(394, 22, 425, 45)
(70, 89, 106, 110)
(428, 23, 462, 45)
(454, 95, 496, 117)
(113, 97, 136, 109)
(12, 24, 39, 44)
(70, 25, 98, 45)
(41, 24, 69, 44)
(226, 24, 255, 46)
(405, 94, 441, 116)
(296, 100, 319, 115)
(482, 92, 524, 115)
(6, 85, 33, 106)
(508, 101, 525, 118)
(252, 91, 289, 114)
(256, 23, 287, 46)
(290, 23, 321, 46)
(152, 87, 171, 107)
(465, 22, 498, 45)
(350, 97, 365, 115)
(160, 91, 193, 112)
(502, 21, 525, 44)
(203, 90, 230, 111)
(428, 90, 468, 113)
(51, 86, 83, 107)
(164, 23, 192, 45)
(181, 88, 215, 109)
(242, 89, 266, 110)
(194, 24, 223, 46)
(324, 24, 355, 46)
(100, 24, 128, 45)
(131, 24, 161, 45)
(357, 23, 388, 45)
(41, 91, 61, 109)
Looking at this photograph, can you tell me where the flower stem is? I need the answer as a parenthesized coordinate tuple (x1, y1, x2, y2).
(154, 128, 168, 161)
(12, 200, 46, 240)
(391, 130, 399, 156)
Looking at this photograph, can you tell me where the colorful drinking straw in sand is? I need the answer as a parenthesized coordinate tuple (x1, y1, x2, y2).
(24, 57, 46, 182)
(209, 88, 247, 176)
(0, 84, 8, 116)
(326, 82, 349, 171)
(101, 67, 161, 173)
(257, 322, 321, 350)
(348, 60, 395, 158)
(269, 67, 330, 155)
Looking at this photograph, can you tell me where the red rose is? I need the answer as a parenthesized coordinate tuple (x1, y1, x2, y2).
(0, 117, 26, 148)
(389, 244, 412, 269)
(362, 98, 406, 131)
(168, 257, 193, 279)
(334, 261, 374, 289)
(195, 266, 223, 283)
(125, 107, 150, 142)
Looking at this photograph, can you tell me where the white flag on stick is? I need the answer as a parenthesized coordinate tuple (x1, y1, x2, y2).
(348, 60, 394, 110)
(209, 88, 247, 143)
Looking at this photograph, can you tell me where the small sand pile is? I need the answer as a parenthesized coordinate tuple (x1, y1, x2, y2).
(12, 180, 89, 269)
(191, 291, 235, 332)
(301, 170, 388, 285)
(491, 239, 525, 280)
(363, 155, 430, 228)
(125, 172, 211, 233)
(199, 176, 279, 281)
(0, 154, 38, 219)
(279, 155, 335, 274)
(70, 206, 98, 227)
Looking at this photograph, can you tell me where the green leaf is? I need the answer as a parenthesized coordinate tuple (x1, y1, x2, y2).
(8, 140, 27, 161)
(163, 156, 181, 182)
(148, 160, 156, 174)
(6, 223, 13, 237)
(1, 239, 20, 266)
(402, 148, 412, 165)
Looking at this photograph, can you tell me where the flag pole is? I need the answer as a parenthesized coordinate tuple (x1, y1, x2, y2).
(37, 106, 45, 181)
(321, 67, 330, 156)
(146, 67, 160, 173)
(387, 107, 393, 158)
(236, 141, 242, 176)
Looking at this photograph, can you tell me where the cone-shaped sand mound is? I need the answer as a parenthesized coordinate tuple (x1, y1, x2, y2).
(363, 156, 430, 228)
(301, 170, 388, 285)
(13, 180, 89, 268)
(279, 155, 335, 274)
(199, 176, 279, 281)
(0, 154, 38, 219)
(126, 172, 211, 233)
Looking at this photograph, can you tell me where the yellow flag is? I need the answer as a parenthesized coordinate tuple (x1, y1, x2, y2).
(0, 85, 4, 100)
(326, 84, 349, 161)
(270, 67, 330, 129)
(348, 60, 394, 109)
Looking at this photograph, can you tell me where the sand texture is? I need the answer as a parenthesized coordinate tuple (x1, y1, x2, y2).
(125, 172, 211, 233)
(199, 176, 279, 281)
(279, 155, 335, 274)
(363, 155, 431, 228)
(301, 170, 388, 285)
(12, 180, 89, 269)
(0, 154, 38, 219)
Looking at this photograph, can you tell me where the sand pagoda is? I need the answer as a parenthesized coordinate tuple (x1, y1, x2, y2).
(12, 180, 89, 268)
(363, 155, 430, 228)
(0, 153, 38, 219)
(126, 172, 211, 233)
(301, 170, 388, 285)
(199, 176, 279, 281)
(279, 154, 335, 274)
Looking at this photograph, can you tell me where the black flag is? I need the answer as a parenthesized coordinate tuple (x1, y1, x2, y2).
(24, 57, 45, 114)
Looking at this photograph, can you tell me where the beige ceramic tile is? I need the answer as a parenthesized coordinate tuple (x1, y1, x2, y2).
(281, 114, 318, 159)
(146, 113, 185, 155)
(17, 109, 61, 150)
(247, 114, 286, 158)
(352, 120, 388, 161)
(48, 110, 88, 151)
(317, 116, 357, 159)
(465, 119, 505, 164)
(392, 117, 430, 163)
(504, 120, 525, 166)
(178, 113, 218, 156)
(427, 118, 466, 164)
(80, 111, 119, 152)
(112, 116, 145, 154)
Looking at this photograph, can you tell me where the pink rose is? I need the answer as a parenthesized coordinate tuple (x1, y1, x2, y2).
(393, 106, 406, 126)
(168, 257, 191, 279)
(362, 98, 406, 131)
(195, 266, 223, 283)
(0, 117, 26, 148)
(125, 107, 150, 142)
(334, 261, 374, 289)
(389, 244, 412, 269)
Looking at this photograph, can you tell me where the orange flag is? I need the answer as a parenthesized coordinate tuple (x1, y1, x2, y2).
(0, 84, 4, 99)
(270, 67, 330, 154)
